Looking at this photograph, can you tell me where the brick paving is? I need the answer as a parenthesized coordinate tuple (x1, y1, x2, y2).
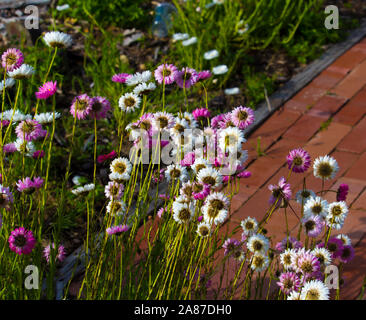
(210, 38, 366, 300)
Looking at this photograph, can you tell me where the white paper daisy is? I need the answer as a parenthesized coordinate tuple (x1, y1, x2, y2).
(43, 31, 72, 48)
(8, 64, 35, 80)
(118, 92, 141, 113)
(300, 280, 329, 300)
(304, 196, 329, 219)
(110, 157, 132, 181)
(313, 155, 339, 180)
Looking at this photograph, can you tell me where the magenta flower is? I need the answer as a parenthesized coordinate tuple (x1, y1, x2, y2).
(295, 251, 320, 276)
(16, 176, 44, 194)
(197, 70, 212, 81)
(287, 148, 311, 173)
(339, 245, 355, 263)
(70, 94, 93, 120)
(336, 183, 349, 201)
(154, 63, 178, 85)
(318, 238, 344, 259)
(3, 143, 17, 154)
(106, 224, 129, 236)
(32, 150, 45, 159)
(104, 181, 124, 200)
(192, 182, 210, 200)
(175, 67, 198, 89)
(231, 106, 255, 130)
(97, 150, 117, 163)
(112, 73, 131, 83)
(90, 96, 111, 119)
(180, 151, 195, 167)
(0, 120, 10, 128)
(275, 237, 303, 252)
(268, 177, 292, 207)
(211, 114, 225, 129)
(302, 215, 325, 238)
(192, 108, 211, 121)
(217, 113, 236, 129)
(8, 227, 36, 255)
(277, 272, 301, 295)
(43, 243, 66, 264)
(197, 215, 204, 222)
(1, 48, 24, 71)
(15, 120, 43, 141)
(35, 81, 57, 99)
(237, 170, 251, 178)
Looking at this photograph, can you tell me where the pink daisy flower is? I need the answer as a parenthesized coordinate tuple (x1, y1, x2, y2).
(1, 48, 24, 71)
(70, 94, 93, 120)
(43, 243, 66, 263)
(211, 114, 225, 129)
(90, 96, 111, 120)
(275, 237, 303, 252)
(268, 176, 292, 207)
(217, 113, 236, 129)
(175, 67, 198, 89)
(222, 238, 241, 256)
(106, 224, 130, 236)
(231, 106, 255, 130)
(0, 185, 13, 211)
(192, 182, 211, 200)
(181, 151, 195, 167)
(16, 176, 44, 194)
(104, 181, 124, 200)
(112, 73, 131, 83)
(192, 108, 211, 121)
(294, 251, 320, 276)
(8, 227, 36, 255)
(15, 119, 43, 141)
(3, 142, 17, 154)
(154, 63, 178, 85)
(302, 215, 325, 238)
(277, 272, 301, 295)
(286, 148, 311, 173)
(237, 170, 251, 178)
(197, 70, 212, 81)
(35, 81, 57, 99)
(336, 183, 349, 202)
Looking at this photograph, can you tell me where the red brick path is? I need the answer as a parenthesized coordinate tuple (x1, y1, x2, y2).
(213, 38, 366, 300)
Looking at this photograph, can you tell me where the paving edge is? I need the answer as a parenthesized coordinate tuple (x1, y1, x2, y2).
(244, 18, 366, 137)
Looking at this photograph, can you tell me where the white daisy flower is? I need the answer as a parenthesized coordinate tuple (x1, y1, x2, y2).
(14, 138, 35, 157)
(197, 222, 211, 237)
(204, 192, 230, 210)
(224, 87, 240, 95)
(172, 33, 189, 41)
(110, 157, 132, 181)
(34, 112, 61, 124)
(250, 253, 270, 272)
(218, 127, 246, 153)
(202, 204, 227, 225)
(118, 92, 141, 113)
(192, 158, 211, 175)
(170, 118, 189, 137)
(71, 183, 95, 195)
(247, 234, 270, 254)
(313, 155, 339, 180)
(295, 189, 316, 205)
(72, 175, 83, 185)
(182, 36, 197, 46)
(212, 65, 228, 75)
(133, 82, 156, 95)
(1, 109, 32, 122)
(172, 201, 194, 224)
(311, 247, 332, 266)
(181, 112, 198, 128)
(197, 167, 222, 189)
(203, 49, 219, 60)
(280, 248, 297, 270)
(304, 196, 329, 219)
(326, 201, 348, 224)
(300, 280, 329, 300)
(0, 78, 15, 91)
(8, 64, 35, 80)
(106, 200, 127, 216)
(336, 234, 351, 246)
(153, 111, 175, 130)
(43, 31, 72, 48)
(287, 291, 300, 300)
(240, 217, 258, 236)
(165, 164, 188, 182)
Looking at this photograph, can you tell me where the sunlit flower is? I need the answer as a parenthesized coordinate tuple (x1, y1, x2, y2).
(250, 253, 269, 272)
(106, 224, 129, 236)
(154, 63, 178, 85)
(280, 248, 297, 270)
(175, 67, 198, 89)
(106, 200, 127, 216)
(71, 183, 94, 196)
(118, 92, 141, 113)
(300, 280, 329, 300)
(231, 106, 255, 130)
(34, 111, 61, 124)
(43, 31, 72, 48)
(16, 177, 43, 193)
(287, 148, 311, 173)
(112, 73, 131, 83)
(126, 71, 152, 86)
(203, 49, 219, 60)
(197, 70, 212, 81)
(90, 96, 111, 119)
(312, 247, 332, 266)
(313, 155, 339, 180)
(268, 177, 292, 207)
(212, 65, 228, 75)
(240, 217, 258, 236)
(165, 164, 188, 182)
(0, 78, 15, 91)
(14, 138, 36, 156)
(339, 245, 355, 263)
(104, 181, 124, 200)
(247, 234, 270, 255)
(336, 183, 349, 201)
(8, 227, 36, 255)
(336, 234, 351, 246)
(277, 272, 301, 295)
(182, 36, 197, 46)
(0, 184, 13, 211)
(172, 201, 194, 224)
(197, 167, 222, 189)
(110, 157, 132, 181)
(222, 238, 240, 256)
(295, 189, 316, 204)
(15, 119, 43, 141)
(153, 111, 175, 130)
(304, 196, 328, 219)
(133, 82, 156, 95)
(218, 126, 246, 153)
(326, 201, 348, 226)
(302, 215, 325, 238)
(8, 64, 35, 79)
